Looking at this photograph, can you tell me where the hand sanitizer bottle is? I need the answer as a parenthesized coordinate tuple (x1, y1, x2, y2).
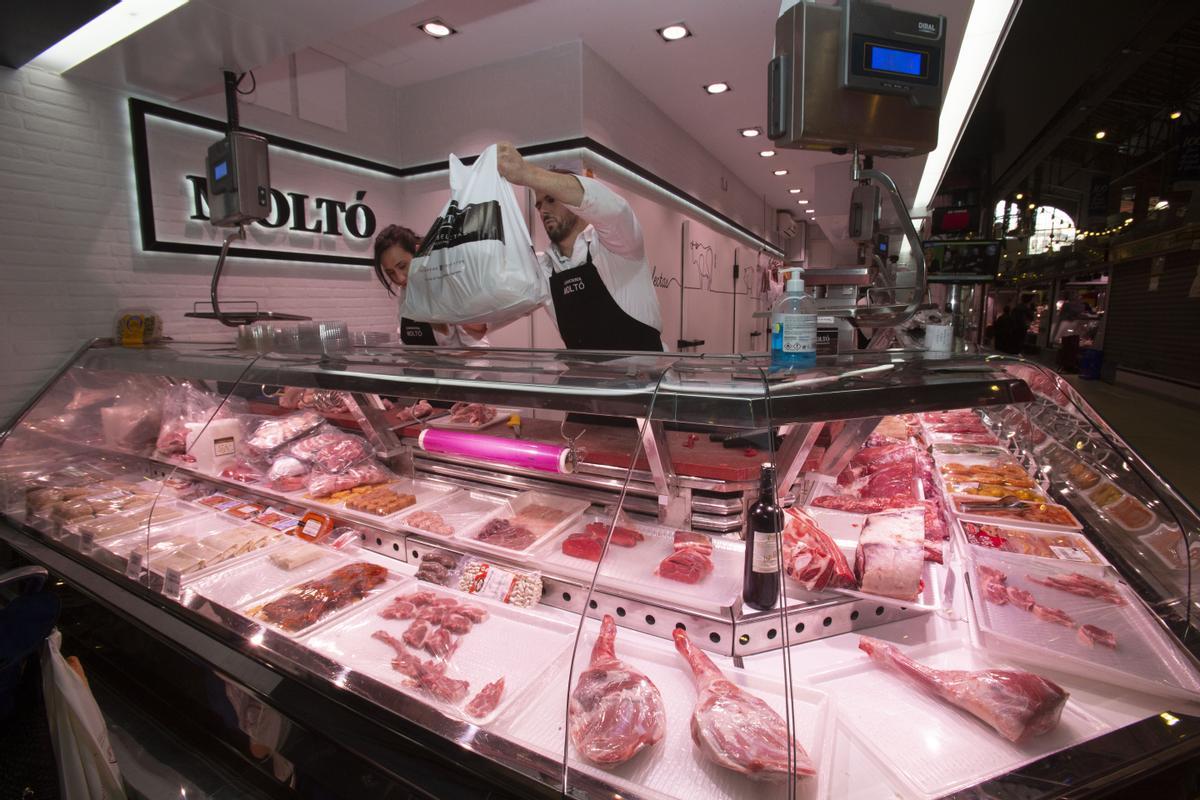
(770, 268, 817, 369)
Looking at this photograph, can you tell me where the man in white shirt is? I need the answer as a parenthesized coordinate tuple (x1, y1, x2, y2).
(495, 143, 664, 351)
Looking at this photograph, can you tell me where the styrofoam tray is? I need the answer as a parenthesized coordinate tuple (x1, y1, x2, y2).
(181, 540, 348, 610)
(951, 497, 1083, 532)
(505, 627, 833, 800)
(71, 499, 205, 544)
(1139, 526, 1191, 571)
(241, 555, 404, 638)
(397, 490, 507, 541)
(954, 519, 1106, 567)
(966, 552, 1200, 702)
(304, 583, 574, 725)
(451, 490, 589, 560)
(807, 638, 1106, 800)
(426, 406, 518, 431)
(536, 515, 742, 612)
(310, 478, 459, 523)
(91, 512, 231, 572)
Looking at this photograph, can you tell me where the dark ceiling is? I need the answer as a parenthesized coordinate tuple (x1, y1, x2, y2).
(942, 0, 1200, 223)
(0, 0, 117, 69)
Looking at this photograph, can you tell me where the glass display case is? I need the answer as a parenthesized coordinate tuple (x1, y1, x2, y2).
(2, 339, 1199, 799)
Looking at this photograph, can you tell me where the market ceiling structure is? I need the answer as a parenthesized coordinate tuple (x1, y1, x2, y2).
(20, 0, 997, 245)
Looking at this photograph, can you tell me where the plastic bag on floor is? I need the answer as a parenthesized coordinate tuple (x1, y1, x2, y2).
(41, 630, 126, 799)
(400, 144, 548, 327)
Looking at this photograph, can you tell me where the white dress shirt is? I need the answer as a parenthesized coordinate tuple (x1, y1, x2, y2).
(539, 176, 663, 334)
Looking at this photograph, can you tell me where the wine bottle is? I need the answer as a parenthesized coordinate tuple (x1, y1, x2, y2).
(743, 463, 783, 610)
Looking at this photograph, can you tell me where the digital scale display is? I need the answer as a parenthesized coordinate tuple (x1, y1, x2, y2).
(213, 160, 228, 181)
(866, 43, 925, 77)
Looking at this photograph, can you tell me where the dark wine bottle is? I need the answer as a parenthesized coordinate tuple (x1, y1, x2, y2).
(743, 463, 783, 610)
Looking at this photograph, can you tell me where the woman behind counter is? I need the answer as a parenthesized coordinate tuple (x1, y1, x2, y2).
(372, 224, 489, 347)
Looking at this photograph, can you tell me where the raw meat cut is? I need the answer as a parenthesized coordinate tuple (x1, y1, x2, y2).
(416, 660, 470, 703)
(978, 565, 1010, 606)
(476, 518, 537, 550)
(379, 600, 416, 620)
(290, 432, 372, 473)
(673, 531, 714, 554)
(673, 627, 815, 780)
(862, 461, 916, 500)
(255, 562, 388, 632)
(458, 604, 488, 623)
(586, 521, 643, 547)
(403, 620, 430, 649)
(441, 612, 474, 634)
(220, 459, 263, 484)
(1006, 586, 1036, 611)
(1077, 624, 1117, 649)
(449, 402, 497, 426)
(811, 495, 913, 514)
(854, 507, 924, 601)
(656, 547, 714, 584)
(424, 628, 457, 658)
(568, 615, 666, 765)
(858, 637, 1068, 743)
(1032, 604, 1075, 627)
(1027, 572, 1125, 606)
(923, 500, 948, 541)
(394, 400, 434, 423)
(562, 531, 604, 561)
(306, 460, 391, 497)
(466, 678, 506, 718)
(851, 444, 918, 469)
(405, 510, 454, 536)
(372, 630, 422, 677)
(400, 590, 436, 607)
(781, 507, 854, 591)
(247, 411, 324, 452)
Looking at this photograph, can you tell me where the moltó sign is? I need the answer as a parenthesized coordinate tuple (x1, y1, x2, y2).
(129, 99, 406, 266)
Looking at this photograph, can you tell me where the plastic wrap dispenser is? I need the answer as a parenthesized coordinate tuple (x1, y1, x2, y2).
(417, 428, 577, 474)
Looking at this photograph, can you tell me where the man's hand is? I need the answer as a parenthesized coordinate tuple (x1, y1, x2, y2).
(496, 142, 529, 186)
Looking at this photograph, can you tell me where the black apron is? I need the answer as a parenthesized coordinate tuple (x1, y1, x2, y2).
(549, 243, 663, 352)
(400, 317, 439, 346)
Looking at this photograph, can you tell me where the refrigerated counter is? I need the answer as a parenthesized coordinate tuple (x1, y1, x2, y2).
(2, 340, 1199, 799)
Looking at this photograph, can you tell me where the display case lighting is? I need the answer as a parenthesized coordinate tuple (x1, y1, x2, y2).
(658, 23, 691, 41)
(29, 0, 189, 74)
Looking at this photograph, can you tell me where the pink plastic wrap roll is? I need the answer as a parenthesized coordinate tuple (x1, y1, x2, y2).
(417, 428, 575, 474)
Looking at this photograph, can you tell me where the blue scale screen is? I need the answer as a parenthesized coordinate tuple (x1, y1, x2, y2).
(868, 45, 923, 77)
(213, 160, 228, 181)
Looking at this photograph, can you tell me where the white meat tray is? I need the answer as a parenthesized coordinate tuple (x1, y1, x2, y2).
(90, 512, 231, 572)
(807, 638, 1106, 800)
(966, 551, 1200, 702)
(241, 553, 405, 638)
(504, 626, 833, 800)
(181, 539, 348, 611)
(396, 490, 507, 541)
(304, 582, 574, 726)
(451, 490, 589, 562)
(426, 406, 518, 431)
(535, 515, 742, 612)
(950, 497, 1084, 532)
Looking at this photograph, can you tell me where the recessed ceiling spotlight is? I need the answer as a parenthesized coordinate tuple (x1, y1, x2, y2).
(788, 188, 802, 194)
(739, 127, 761, 138)
(797, 199, 809, 204)
(773, 169, 789, 176)
(1027, 203, 1036, 210)
(703, 82, 730, 94)
(1094, 130, 1106, 140)
(804, 208, 815, 214)
(417, 18, 456, 38)
(759, 150, 776, 158)
(1014, 192, 1024, 200)
(1169, 110, 1182, 120)
(658, 23, 690, 41)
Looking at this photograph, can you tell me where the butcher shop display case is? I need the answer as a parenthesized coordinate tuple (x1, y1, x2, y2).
(2, 338, 1200, 799)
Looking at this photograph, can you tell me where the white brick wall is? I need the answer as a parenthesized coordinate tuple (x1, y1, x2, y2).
(0, 66, 400, 423)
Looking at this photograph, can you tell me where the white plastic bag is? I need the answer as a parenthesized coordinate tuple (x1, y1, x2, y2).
(41, 630, 126, 799)
(400, 145, 548, 326)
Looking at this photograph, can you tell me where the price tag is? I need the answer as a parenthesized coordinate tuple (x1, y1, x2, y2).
(330, 531, 359, 551)
(162, 568, 183, 599)
(125, 550, 144, 580)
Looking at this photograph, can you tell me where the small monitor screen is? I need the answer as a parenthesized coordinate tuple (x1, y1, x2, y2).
(923, 240, 1001, 282)
(868, 45, 923, 77)
(213, 160, 228, 181)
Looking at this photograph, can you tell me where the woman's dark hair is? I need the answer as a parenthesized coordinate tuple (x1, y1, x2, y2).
(372, 224, 421, 295)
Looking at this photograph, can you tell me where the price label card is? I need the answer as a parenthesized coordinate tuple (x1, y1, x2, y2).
(162, 568, 183, 599)
(125, 550, 144, 580)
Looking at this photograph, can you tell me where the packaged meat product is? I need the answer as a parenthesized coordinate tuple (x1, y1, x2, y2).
(1077, 624, 1117, 649)
(290, 431, 372, 473)
(251, 562, 390, 633)
(782, 507, 854, 591)
(672, 531, 714, 555)
(562, 531, 604, 561)
(219, 459, 264, 484)
(225, 502, 265, 521)
(246, 410, 325, 454)
(475, 518, 537, 550)
(858, 636, 1068, 743)
(854, 507, 924, 601)
(569, 615, 665, 765)
(466, 678, 505, 718)
(674, 626, 814, 780)
(458, 560, 542, 607)
(252, 509, 301, 534)
(306, 460, 392, 498)
(344, 486, 417, 516)
(954, 498, 1081, 529)
(268, 542, 326, 571)
(405, 510, 455, 536)
(267, 455, 309, 482)
(960, 522, 1103, 564)
(278, 389, 352, 414)
(297, 512, 333, 542)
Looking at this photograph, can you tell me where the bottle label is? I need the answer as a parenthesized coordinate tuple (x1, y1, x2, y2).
(779, 313, 817, 354)
(752, 531, 780, 573)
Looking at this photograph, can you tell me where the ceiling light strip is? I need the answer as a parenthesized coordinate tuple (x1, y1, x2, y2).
(30, 0, 189, 74)
(911, 0, 1021, 215)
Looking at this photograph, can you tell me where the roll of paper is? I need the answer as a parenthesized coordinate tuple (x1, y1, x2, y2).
(418, 428, 574, 474)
